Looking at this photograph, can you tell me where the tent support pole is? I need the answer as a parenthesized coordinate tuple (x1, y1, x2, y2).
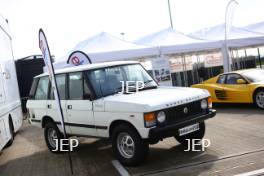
(257, 48, 262, 69)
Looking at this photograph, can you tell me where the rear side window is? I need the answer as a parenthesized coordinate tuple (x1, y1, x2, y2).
(217, 75, 226, 84)
(69, 72, 89, 100)
(35, 77, 49, 100)
(49, 74, 66, 100)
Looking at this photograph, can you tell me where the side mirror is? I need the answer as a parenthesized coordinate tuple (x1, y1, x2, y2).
(237, 79, 246, 84)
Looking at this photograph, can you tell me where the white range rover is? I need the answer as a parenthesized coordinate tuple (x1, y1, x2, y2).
(27, 61, 216, 166)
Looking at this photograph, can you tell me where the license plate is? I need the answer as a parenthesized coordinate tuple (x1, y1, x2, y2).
(179, 123, 200, 136)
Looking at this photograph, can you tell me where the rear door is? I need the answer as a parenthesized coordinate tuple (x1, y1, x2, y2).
(223, 73, 251, 102)
(66, 72, 95, 136)
(46, 74, 71, 133)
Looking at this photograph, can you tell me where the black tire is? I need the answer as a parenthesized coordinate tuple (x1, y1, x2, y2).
(174, 122, 205, 146)
(254, 89, 264, 109)
(112, 124, 149, 166)
(44, 122, 65, 153)
(5, 119, 14, 147)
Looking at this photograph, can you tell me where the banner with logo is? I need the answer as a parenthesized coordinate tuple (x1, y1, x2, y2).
(170, 56, 193, 73)
(39, 29, 67, 138)
(67, 50, 92, 66)
(204, 53, 223, 68)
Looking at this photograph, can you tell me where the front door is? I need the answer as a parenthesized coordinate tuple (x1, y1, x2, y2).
(223, 73, 250, 103)
(66, 72, 96, 136)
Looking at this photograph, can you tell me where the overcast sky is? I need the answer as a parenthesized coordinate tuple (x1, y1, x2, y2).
(0, 0, 264, 59)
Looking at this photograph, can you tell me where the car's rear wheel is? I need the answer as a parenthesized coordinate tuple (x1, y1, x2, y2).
(174, 122, 205, 146)
(254, 90, 264, 109)
(44, 122, 65, 153)
(112, 124, 149, 166)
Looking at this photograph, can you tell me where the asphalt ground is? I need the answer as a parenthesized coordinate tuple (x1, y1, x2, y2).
(0, 103, 264, 176)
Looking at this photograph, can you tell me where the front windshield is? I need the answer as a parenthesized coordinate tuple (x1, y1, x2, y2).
(241, 69, 264, 82)
(87, 64, 157, 98)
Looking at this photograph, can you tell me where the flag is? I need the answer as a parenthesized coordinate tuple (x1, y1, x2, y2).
(67, 50, 92, 66)
(38, 29, 67, 138)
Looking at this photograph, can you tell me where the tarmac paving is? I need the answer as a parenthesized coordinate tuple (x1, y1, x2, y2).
(0, 104, 264, 176)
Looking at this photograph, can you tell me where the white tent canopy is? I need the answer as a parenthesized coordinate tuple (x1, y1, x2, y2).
(135, 27, 221, 55)
(136, 27, 203, 46)
(244, 21, 264, 35)
(188, 23, 264, 49)
(189, 23, 262, 41)
(53, 22, 264, 72)
(53, 32, 159, 69)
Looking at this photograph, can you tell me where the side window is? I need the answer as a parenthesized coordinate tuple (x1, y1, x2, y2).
(217, 75, 226, 84)
(49, 74, 66, 100)
(226, 74, 243, 84)
(35, 77, 49, 100)
(29, 78, 39, 99)
(69, 72, 90, 100)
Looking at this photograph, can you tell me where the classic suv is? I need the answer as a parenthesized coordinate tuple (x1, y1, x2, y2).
(192, 69, 264, 109)
(27, 61, 216, 166)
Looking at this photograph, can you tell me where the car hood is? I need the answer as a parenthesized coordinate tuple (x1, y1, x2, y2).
(103, 86, 210, 112)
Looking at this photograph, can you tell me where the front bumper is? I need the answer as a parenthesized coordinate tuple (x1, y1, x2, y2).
(148, 109, 216, 140)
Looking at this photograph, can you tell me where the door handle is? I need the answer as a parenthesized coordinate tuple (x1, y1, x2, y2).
(47, 104, 52, 109)
(67, 105, 72, 109)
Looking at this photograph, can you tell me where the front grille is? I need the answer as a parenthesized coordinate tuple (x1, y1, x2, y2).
(165, 100, 206, 124)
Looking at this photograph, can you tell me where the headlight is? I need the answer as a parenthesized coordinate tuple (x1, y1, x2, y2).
(201, 99, 208, 109)
(157, 111, 166, 123)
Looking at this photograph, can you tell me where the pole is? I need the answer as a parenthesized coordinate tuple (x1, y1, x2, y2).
(168, 0, 173, 29)
(257, 48, 262, 68)
(224, 0, 239, 72)
(39, 29, 73, 175)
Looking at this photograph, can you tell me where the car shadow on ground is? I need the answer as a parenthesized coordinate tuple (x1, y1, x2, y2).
(127, 142, 217, 176)
(0, 138, 117, 176)
(213, 103, 264, 115)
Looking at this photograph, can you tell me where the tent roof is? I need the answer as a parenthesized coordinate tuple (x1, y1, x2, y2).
(189, 23, 262, 41)
(136, 27, 204, 46)
(54, 32, 159, 68)
(135, 27, 221, 55)
(244, 21, 264, 35)
(73, 32, 153, 53)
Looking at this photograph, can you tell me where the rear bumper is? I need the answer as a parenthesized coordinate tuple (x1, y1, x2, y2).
(148, 109, 216, 140)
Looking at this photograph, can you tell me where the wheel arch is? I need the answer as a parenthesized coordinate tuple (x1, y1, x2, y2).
(41, 116, 55, 128)
(109, 120, 140, 139)
(253, 87, 264, 103)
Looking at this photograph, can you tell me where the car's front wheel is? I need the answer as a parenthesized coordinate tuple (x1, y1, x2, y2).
(254, 89, 264, 109)
(44, 122, 65, 153)
(112, 124, 149, 166)
(174, 122, 205, 146)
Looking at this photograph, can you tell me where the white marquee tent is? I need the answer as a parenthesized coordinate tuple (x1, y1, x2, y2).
(53, 32, 159, 68)
(135, 27, 221, 55)
(244, 21, 264, 35)
(189, 23, 264, 48)
(53, 22, 264, 72)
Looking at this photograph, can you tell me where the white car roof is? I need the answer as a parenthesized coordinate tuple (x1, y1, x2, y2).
(36, 61, 139, 78)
